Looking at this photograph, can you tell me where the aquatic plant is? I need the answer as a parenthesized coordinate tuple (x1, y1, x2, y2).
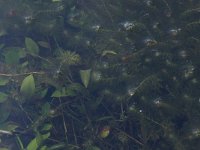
(0, 0, 200, 150)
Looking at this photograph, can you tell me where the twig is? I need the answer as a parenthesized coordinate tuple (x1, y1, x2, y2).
(0, 71, 45, 77)
(100, 0, 114, 23)
(71, 120, 78, 145)
(60, 98, 68, 143)
(114, 127, 143, 146)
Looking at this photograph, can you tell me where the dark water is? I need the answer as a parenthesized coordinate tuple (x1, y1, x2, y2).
(0, 0, 200, 150)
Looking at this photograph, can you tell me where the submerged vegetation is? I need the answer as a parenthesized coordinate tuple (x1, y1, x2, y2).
(0, 0, 200, 149)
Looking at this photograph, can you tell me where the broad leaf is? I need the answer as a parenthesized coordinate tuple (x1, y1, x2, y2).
(27, 133, 50, 150)
(51, 87, 67, 98)
(3, 47, 26, 64)
(80, 69, 91, 88)
(27, 137, 39, 150)
(0, 148, 9, 150)
(51, 83, 83, 98)
(20, 74, 35, 98)
(99, 126, 110, 138)
(0, 122, 18, 132)
(0, 77, 9, 86)
(0, 103, 11, 123)
(25, 37, 39, 55)
(40, 146, 48, 150)
(0, 92, 8, 103)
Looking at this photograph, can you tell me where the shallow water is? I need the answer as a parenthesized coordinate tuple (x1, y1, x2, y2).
(0, 0, 200, 150)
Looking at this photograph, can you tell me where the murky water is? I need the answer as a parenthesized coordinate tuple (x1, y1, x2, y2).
(0, 0, 200, 150)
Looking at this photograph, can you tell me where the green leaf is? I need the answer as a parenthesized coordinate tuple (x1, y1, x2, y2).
(86, 146, 101, 150)
(40, 146, 48, 150)
(0, 28, 7, 37)
(51, 83, 83, 98)
(41, 123, 52, 131)
(20, 74, 35, 98)
(25, 37, 39, 55)
(37, 41, 50, 49)
(42, 132, 50, 140)
(0, 148, 9, 150)
(27, 132, 50, 150)
(0, 43, 5, 49)
(0, 103, 11, 123)
(48, 143, 66, 150)
(51, 87, 75, 97)
(41, 103, 51, 115)
(80, 69, 91, 88)
(3, 47, 26, 64)
(0, 122, 19, 132)
(27, 137, 39, 150)
(0, 92, 8, 103)
(16, 135, 24, 150)
(51, 88, 67, 98)
(0, 77, 9, 86)
(36, 88, 48, 99)
(52, 0, 62, 2)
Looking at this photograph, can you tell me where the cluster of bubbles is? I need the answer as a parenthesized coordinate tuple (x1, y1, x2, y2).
(91, 71, 102, 82)
(168, 28, 181, 37)
(143, 38, 158, 47)
(120, 21, 136, 31)
(91, 25, 101, 31)
(182, 64, 195, 79)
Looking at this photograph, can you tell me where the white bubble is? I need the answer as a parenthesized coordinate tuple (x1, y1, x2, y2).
(154, 99, 160, 105)
(153, 97, 162, 107)
(143, 38, 157, 47)
(86, 40, 91, 46)
(191, 78, 198, 84)
(155, 51, 161, 57)
(172, 76, 177, 81)
(145, 58, 152, 63)
(191, 128, 200, 137)
(129, 105, 136, 111)
(92, 25, 101, 31)
(102, 61, 109, 69)
(179, 50, 187, 58)
(183, 94, 190, 99)
(24, 15, 34, 24)
(121, 67, 128, 76)
(127, 87, 136, 96)
(165, 59, 173, 66)
(168, 28, 181, 36)
(144, 0, 152, 6)
(152, 22, 159, 29)
(183, 65, 195, 78)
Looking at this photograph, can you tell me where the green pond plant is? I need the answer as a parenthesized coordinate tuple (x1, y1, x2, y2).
(0, 0, 199, 150)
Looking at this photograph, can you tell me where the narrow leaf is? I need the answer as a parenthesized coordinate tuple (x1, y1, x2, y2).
(80, 69, 91, 88)
(102, 50, 117, 57)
